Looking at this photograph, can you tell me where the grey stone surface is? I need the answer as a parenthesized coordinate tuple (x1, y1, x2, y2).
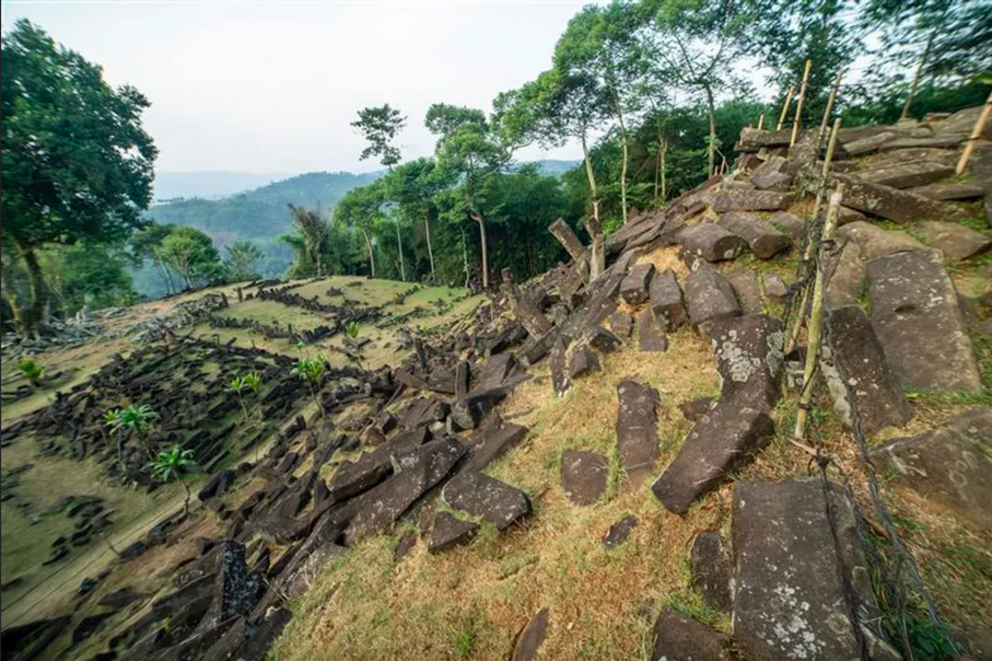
(603, 516, 637, 548)
(749, 156, 794, 191)
(568, 344, 601, 380)
(911, 181, 985, 201)
(649, 268, 687, 331)
(616, 380, 660, 490)
(650, 608, 731, 661)
(689, 531, 733, 612)
(836, 220, 926, 261)
(916, 220, 992, 261)
(840, 131, 897, 155)
(461, 415, 529, 474)
(718, 211, 791, 259)
(620, 262, 656, 305)
(550, 336, 571, 397)
(637, 309, 668, 353)
(762, 273, 789, 304)
(442, 471, 530, 531)
(610, 311, 634, 338)
(560, 450, 608, 506)
(511, 608, 549, 661)
(711, 189, 790, 212)
(822, 305, 913, 437)
(834, 173, 969, 223)
(860, 160, 955, 189)
(684, 267, 741, 331)
(767, 211, 807, 241)
(733, 479, 864, 661)
(868, 250, 981, 392)
(710, 314, 784, 411)
(870, 414, 992, 531)
(824, 240, 865, 310)
(678, 223, 745, 264)
(428, 512, 479, 553)
(586, 326, 623, 354)
(652, 405, 773, 514)
(726, 268, 763, 315)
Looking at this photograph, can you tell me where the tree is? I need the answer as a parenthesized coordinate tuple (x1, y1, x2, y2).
(288, 205, 329, 277)
(149, 444, 197, 515)
(649, 0, 755, 177)
(381, 158, 456, 282)
(352, 104, 406, 170)
(39, 241, 135, 316)
(154, 227, 222, 290)
(224, 241, 264, 282)
(130, 221, 180, 295)
(426, 103, 525, 290)
(335, 182, 386, 278)
(1, 20, 157, 337)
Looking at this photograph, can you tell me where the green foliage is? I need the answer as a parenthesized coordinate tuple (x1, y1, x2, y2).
(287, 205, 330, 277)
(38, 241, 135, 315)
(153, 226, 222, 290)
(224, 241, 265, 282)
(149, 444, 196, 484)
(103, 404, 158, 436)
(291, 355, 326, 384)
(883, 615, 959, 660)
(18, 358, 47, 386)
(352, 104, 406, 169)
(345, 321, 361, 339)
(1, 20, 156, 335)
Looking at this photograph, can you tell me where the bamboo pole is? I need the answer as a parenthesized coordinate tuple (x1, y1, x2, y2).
(790, 60, 813, 147)
(757, 113, 766, 131)
(817, 69, 843, 149)
(785, 118, 842, 356)
(793, 182, 844, 442)
(776, 86, 795, 131)
(900, 31, 934, 121)
(955, 87, 992, 175)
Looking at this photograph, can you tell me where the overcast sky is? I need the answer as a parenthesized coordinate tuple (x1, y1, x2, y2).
(2, 0, 593, 174)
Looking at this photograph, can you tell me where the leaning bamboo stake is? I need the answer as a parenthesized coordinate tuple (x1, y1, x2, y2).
(790, 60, 813, 147)
(757, 113, 766, 131)
(793, 182, 844, 442)
(776, 86, 795, 131)
(901, 31, 934, 121)
(785, 117, 842, 355)
(956, 87, 992, 175)
(817, 69, 843, 149)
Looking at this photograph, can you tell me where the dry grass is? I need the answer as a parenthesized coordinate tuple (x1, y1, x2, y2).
(633, 246, 689, 279)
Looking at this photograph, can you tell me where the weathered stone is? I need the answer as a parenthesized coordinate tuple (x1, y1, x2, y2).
(198, 469, 237, 502)
(550, 337, 571, 397)
(451, 384, 515, 430)
(870, 415, 992, 531)
(679, 397, 714, 423)
(197, 542, 262, 633)
(637, 309, 668, 353)
(684, 268, 741, 331)
(586, 326, 623, 354)
(648, 268, 687, 331)
(834, 173, 969, 223)
(620, 263, 655, 305)
(72, 612, 115, 645)
(767, 211, 806, 241)
(454, 361, 470, 399)
(678, 223, 745, 264)
(749, 156, 793, 191)
(880, 136, 963, 151)
(428, 512, 479, 553)
(710, 314, 784, 410)
(652, 405, 773, 514)
(910, 181, 985, 200)
(560, 450, 608, 506)
(343, 438, 466, 544)
(726, 269, 763, 314)
(329, 427, 427, 501)
(718, 211, 791, 259)
(511, 608, 549, 661)
(868, 250, 981, 392)
(947, 408, 992, 450)
(732, 479, 867, 661)
(860, 160, 955, 189)
(567, 344, 600, 380)
(616, 380, 659, 490)
(839, 130, 897, 155)
(711, 189, 790, 212)
(393, 530, 416, 561)
(835, 220, 925, 260)
(689, 531, 733, 612)
(603, 516, 637, 548)
(461, 415, 529, 473)
(837, 205, 867, 225)
(442, 471, 530, 531)
(763, 273, 789, 304)
(651, 608, 731, 661)
(737, 127, 793, 151)
(916, 220, 992, 261)
(822, 305, 913, 437)
(609, 311, 633, 337)
(824, 240, 865, 310)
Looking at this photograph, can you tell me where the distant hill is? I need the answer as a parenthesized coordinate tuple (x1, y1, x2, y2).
(533, 159, 581, 177)
(153, 171, 291, 201)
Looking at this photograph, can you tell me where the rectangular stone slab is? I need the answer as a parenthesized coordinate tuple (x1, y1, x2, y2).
(620, 263, 655, 305)
(859, 160, 955, 189)
(615, 380, 660, 490)
(651, 404, 773, 514)
(867, 250, 981, 392)
(732, 479, 864, 661)
(649, 268, 687, 331)
(834, 174, 969, 223)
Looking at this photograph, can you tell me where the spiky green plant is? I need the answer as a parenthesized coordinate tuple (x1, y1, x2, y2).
(105, 404, 158, 460)
(19, 358, 47, 387)
(149, 444, 197, 514)
(231, 372, 263, 419)
(345, 321, 360, 340)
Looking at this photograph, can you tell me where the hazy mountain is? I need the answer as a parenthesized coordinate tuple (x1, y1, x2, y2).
(153, 171, 291, 202)
(533, 159, 581, 177)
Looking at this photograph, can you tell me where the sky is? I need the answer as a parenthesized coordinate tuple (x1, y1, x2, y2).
(1, 0, 593, 174)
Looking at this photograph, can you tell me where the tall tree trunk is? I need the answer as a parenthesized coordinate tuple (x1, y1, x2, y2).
(704, 84, 717, 177)
(17, 245, 47, 339)
(361, 229, 376, 278)
(3, 285, 27, 338)
(901, 30, 935, 121)
(394, 221, 405, 282)
(424, 216, 436, 282)
(616, 110, 629, 225)
(461, 232, 470, 289)
(470, 210, 489, 290)
(660, 138, 667, 202)
(581, 132, 605, 278)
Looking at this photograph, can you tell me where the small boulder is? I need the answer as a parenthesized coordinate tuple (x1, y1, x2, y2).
(603, 516, 637, 548)
(649, 268, 687, 331)
(718, 211, 791, 259)
(650, 608, 732, 661)
(762, 273, 788, 304)
(684, 268, 741, 331)
(616, 380, 660, 490)
(560, 450, 608, 506)
(428, 512, 479, 553)
(567, 344, 600, 380)
(511, 608, 550, 661)
(689, 531, 733, 612)
(637, 310, 668, 353)
(915, 220, 992, 261)
(620, 263, 655, 305)
(767, 211, 806, 241)
(442, 472, 530, 531)
(678, 223, 745, 265)
(726, 269, 763, 315)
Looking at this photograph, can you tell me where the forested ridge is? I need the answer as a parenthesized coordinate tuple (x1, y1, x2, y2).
(2, 0, 990, 336)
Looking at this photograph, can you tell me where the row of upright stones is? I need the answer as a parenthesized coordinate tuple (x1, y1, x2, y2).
(533, 105, 991, 660)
